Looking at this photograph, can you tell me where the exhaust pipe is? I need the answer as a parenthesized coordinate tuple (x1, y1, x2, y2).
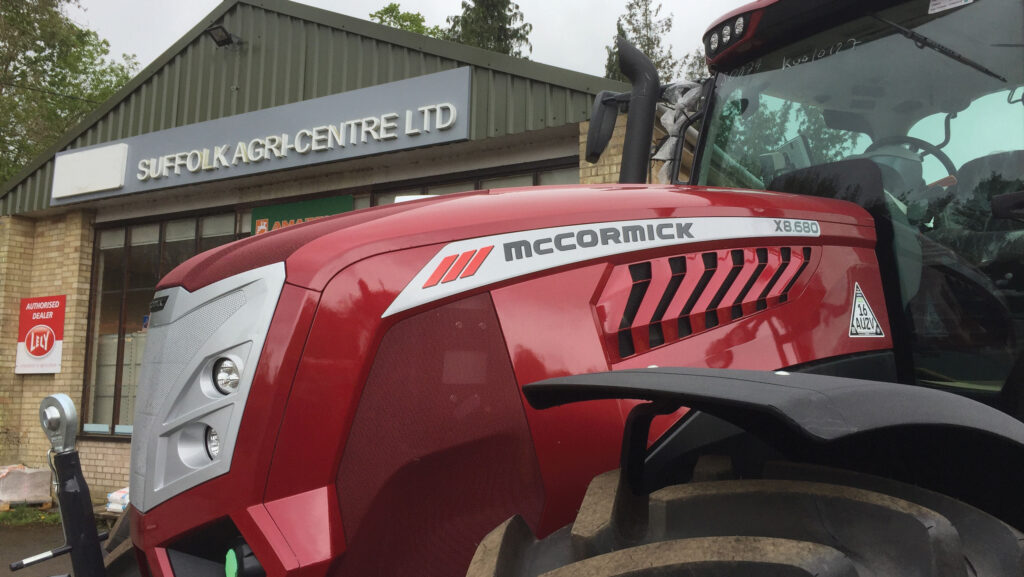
(616, 37, 659, 184)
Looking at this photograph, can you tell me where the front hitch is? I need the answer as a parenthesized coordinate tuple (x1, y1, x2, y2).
(8, 395, 108, 576)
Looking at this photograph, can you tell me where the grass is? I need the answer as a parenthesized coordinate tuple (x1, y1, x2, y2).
(0, 505, 63, 527)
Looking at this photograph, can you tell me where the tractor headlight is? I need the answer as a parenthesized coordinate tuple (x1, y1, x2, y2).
(734, 16, 745, 36)
(206, 427, 221, 459)
(710, 32, 719, 52)
(213, 358, 241, 395)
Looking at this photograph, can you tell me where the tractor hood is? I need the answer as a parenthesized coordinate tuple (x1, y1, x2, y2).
(158, 184, 873, 294)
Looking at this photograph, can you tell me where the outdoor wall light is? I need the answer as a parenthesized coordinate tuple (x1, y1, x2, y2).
(205, 24, 239, 47)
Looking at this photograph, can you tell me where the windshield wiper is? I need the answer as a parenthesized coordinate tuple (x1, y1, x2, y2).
(872, 14, 1007, 83)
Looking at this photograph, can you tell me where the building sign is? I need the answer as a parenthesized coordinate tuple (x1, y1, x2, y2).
(51, 67, 472, 204)
(16, 295, 66, 374)
(252, 196, 353, 235)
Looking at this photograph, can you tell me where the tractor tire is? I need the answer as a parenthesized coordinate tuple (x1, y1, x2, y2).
(467, 457, 1024, 577)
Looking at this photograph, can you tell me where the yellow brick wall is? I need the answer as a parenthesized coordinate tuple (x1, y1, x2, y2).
(578, 113, 695, 185)
(579, 114, 630, 185)
(17, 213, 94, 465)
(0, 211, 129, 499)
(0, 216, 36, 463)
(77, 439, 131, 496)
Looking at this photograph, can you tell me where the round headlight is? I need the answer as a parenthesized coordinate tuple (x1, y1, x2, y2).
(710, 32, 719, 52)
(734, 16, 745, 36)
(213, 358, 240, 394)
(722, 25, 732, 44)
(205, 427, 221, 459)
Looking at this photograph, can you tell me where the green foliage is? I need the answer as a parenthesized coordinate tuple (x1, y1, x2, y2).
(0, 505, 62, 526)
(678, 47, 706, 82)
(444, 0, 533, 57)
(605, 0, 680, 83)
(369, 3, 444, 38)
(0, 0, 137, 186)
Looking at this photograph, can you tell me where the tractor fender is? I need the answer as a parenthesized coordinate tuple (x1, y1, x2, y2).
(523, 367, 1024, 528)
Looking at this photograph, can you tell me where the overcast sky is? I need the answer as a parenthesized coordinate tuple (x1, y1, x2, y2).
(68, 0, 751, 78)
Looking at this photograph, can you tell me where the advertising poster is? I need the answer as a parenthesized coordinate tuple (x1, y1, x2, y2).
(15, 295, 66, 374)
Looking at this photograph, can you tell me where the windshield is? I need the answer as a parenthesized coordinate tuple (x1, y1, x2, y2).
(697, 0, 1022, 189)
(695, 0, 1024, 409)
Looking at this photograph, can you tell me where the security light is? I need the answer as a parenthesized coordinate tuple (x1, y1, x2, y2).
(206, 24, 238, 47)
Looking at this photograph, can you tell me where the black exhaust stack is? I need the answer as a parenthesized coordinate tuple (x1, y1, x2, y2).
(585, 38, 660, 183)
(615, 37, 660, 183)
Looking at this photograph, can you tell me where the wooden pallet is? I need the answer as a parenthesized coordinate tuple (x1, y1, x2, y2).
(0, 500, 53, 512)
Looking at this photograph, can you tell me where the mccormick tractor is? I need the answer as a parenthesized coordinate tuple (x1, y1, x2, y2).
(10, 0, 1024, 576)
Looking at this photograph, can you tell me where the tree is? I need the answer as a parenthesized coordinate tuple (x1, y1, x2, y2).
(678, 47, 706, 82)
(605, 0, 680, 83)
(444, 0, 532, 58)
(369, 3, 444, 38)
(0, 0, 137, 185)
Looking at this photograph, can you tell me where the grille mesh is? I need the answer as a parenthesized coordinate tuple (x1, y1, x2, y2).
(130, 290, 247, 505)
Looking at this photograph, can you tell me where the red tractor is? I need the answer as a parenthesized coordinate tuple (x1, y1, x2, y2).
(12, 0, 1023, 576)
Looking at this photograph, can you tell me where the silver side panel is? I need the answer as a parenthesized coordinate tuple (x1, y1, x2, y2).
(130, 262, 286, 513)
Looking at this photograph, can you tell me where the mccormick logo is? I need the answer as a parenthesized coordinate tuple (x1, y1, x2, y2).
(382, 216, 821, 318)
(423, 246, 493, 288)
(502, 222, 693, 262)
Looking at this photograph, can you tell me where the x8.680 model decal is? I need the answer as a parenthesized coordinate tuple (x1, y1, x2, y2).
(382, 217, 821, 318)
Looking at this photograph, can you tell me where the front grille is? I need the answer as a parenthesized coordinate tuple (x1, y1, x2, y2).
(130, 262, 285, 513)
(598, 246, 816, 360)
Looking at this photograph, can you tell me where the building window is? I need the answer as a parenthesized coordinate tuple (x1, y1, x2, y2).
(370, 163, 579, 206)
(83, 213, 243, 436)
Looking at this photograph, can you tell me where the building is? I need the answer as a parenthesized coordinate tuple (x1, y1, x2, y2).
(0, 0, 632, 496)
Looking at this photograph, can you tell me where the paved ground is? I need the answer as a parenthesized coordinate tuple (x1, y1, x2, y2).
(1, 522, 140, 577)
(0, 524, 72, 577)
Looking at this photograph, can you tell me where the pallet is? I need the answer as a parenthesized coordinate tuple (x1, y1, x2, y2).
(0, 500, 53, 512)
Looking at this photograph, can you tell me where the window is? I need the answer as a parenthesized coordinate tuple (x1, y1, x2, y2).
(84, 213, 244, 436)
(370, 162, 579, 206)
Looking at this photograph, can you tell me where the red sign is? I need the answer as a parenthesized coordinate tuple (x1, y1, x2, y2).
(16, 295, 66, 374)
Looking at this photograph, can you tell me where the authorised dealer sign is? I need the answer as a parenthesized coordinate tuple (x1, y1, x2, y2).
(16, 295, 66, 374)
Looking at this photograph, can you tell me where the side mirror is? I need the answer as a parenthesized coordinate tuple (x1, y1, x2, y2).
(992, 190, 1024, 220)
(586, 90, 628, 163)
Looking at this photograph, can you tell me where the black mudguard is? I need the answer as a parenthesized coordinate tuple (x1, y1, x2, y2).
(524, 367, 1024, 528)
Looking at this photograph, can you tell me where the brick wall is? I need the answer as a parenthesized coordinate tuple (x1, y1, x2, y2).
(579, 114, 693, 185)
(16, 212, 95, 467)
(579, 115, 629, 185)
(0, 211, 127, 498)
(77, 439, 131, 496)
(0, 216, 35, 463)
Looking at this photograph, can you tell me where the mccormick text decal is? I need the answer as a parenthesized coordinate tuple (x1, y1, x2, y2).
(382, 217, 820, 318)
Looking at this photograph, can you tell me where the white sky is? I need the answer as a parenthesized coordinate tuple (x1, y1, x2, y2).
(68, 0, 751, 78)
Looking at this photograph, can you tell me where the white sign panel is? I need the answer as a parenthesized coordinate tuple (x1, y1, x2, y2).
(52, 144, 128, 199)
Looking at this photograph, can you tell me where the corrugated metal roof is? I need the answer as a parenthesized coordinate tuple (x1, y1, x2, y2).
(0, 0, 626, 216)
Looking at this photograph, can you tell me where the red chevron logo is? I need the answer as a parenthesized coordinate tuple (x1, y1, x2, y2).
(422, 246, 494, 288)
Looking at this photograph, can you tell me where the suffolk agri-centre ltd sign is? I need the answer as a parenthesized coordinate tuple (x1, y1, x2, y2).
(50, 67, 472, 204)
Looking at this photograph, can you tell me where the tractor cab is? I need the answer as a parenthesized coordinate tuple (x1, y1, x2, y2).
(691, 0, 1024, 414)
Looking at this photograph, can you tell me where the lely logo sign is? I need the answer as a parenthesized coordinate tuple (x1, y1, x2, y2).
(25, 325, 57, 358)
(16, 295, 66, 374)
(382, 216, 821, 318)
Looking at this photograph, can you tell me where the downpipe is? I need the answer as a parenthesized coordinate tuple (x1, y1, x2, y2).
(8, 395, 108, 577)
